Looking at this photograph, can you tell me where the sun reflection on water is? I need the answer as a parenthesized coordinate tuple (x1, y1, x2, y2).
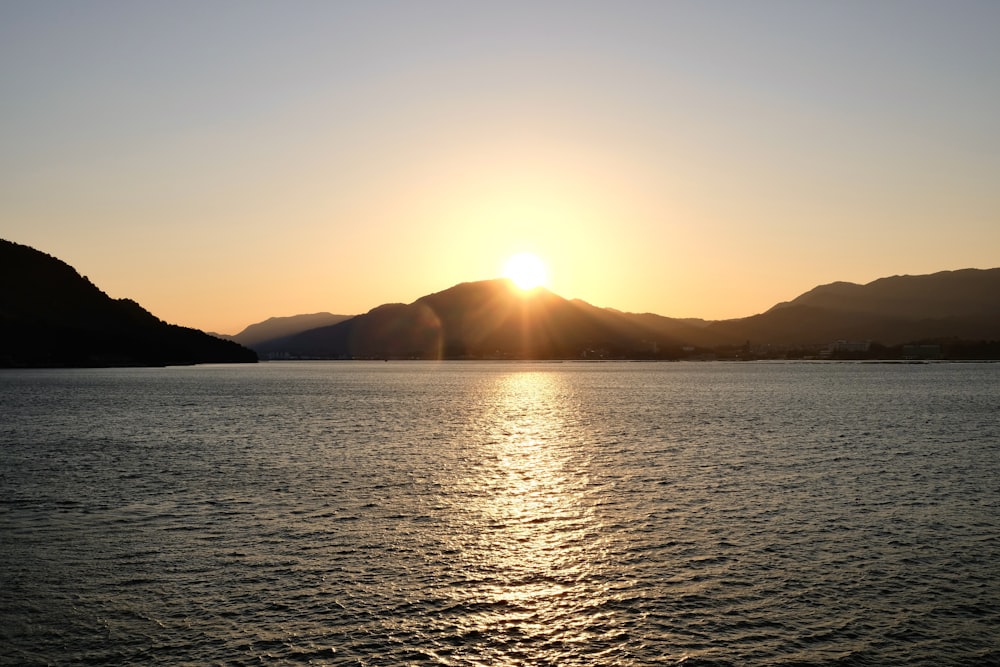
(441, 369, 626, 663)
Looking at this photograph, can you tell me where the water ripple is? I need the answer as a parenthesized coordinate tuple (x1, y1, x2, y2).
(1, 362, 998, 665)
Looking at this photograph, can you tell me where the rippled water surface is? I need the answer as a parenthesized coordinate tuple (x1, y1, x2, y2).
(2, 361, 999, 665)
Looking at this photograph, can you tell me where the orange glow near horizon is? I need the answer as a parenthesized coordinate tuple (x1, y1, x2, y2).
(4, 4, 998, 336)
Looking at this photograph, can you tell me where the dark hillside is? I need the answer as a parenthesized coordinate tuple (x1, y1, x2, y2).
(769, 269, 1000, 319)
(708, 269, 1000, 347)
(255, 280, 694, 359)
(251, 269, 1000, 359)
(0, 239, 256, 367)
(223, 312, 352, 347)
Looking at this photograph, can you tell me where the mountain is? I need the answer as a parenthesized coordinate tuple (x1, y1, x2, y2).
(253, 279, 723, 360)
(249, 269, 1000, 360)
(769, 269, 1000, 319)
(220, 312, 352, 348)
(705, 269, 1000, 347)
(0, 239, 257, 367)
(9, 235, 994, 364)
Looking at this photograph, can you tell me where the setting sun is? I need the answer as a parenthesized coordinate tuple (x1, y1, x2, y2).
(502, 252, 549, 290)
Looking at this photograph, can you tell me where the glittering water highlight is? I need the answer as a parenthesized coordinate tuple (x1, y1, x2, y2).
(2, 361, 998, 665)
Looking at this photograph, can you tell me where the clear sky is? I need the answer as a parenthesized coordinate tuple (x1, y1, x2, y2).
(2, 1, 998, 334)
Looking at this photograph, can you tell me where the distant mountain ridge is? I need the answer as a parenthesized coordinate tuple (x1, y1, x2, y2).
(0, 239, 256, 367)
(769, 269, 1000, 319)
(243, 269, 1000, 360)
(248, 279, 736, 360)
(706, 269, 1000, 347)
(219, 312, 352, 348)
(5, 236, 997, 364)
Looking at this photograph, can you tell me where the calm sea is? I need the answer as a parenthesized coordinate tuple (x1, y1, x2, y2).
(1, 361, 998, 666)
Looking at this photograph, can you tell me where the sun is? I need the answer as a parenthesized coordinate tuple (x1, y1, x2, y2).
(502, 252, 549, 291)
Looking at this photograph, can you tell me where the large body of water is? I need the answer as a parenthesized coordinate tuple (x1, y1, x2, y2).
(1, 361, 998, 666)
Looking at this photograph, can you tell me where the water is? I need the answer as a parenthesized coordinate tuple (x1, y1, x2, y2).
(1, 361, 998, 666)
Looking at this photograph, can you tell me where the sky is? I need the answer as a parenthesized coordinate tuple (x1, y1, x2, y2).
(2, 1, 998, 334)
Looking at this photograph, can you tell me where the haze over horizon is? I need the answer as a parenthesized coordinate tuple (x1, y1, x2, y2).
(3, 1, 998, 335)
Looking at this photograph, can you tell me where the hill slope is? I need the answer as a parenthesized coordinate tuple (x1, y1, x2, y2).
(0, 239, 257, 367)
(770, 269, 1000, 319)
(220, 312, 353, 348)
(706, 269, 1000, 346)
(254, 279, 710, 359)
(251, 269, 1000, 359)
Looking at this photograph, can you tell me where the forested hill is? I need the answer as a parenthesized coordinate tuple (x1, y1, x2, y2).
(0, 239, 256, 367)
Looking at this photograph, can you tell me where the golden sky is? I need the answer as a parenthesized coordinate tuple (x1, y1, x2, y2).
(2, 1, 998, 334)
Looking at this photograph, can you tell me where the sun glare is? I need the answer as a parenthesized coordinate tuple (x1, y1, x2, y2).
(503, 253, 549, 291)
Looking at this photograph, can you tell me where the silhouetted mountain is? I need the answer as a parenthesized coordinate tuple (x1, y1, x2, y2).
(0, 239, 257, 367)
(706, 269, 1000, 347)
(220, 312, 352, 348)
(16, 235, 992, 365)
(251, 269, 1000, 360)
(254, 279, 718, 359)
(771, 269, 1000, 318)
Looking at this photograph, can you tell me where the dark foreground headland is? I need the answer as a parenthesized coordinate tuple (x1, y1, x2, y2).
(0, 239, 256, 367)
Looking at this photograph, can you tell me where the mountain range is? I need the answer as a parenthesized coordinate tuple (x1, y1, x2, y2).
(246, 269, 1000, 361)
(251, 279, 713, 360)
(3, 238, 998, 365)
(215, 312, 352, 348)
(0, 239, 256, 367)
